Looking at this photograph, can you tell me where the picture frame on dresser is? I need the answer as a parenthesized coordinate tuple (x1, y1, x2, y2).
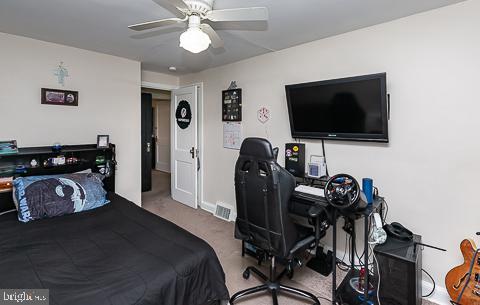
(97, 135, 110, 149)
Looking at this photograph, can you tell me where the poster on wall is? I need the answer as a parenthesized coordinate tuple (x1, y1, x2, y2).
(223, 122, 242, 150)
(175, 100, 192, 129)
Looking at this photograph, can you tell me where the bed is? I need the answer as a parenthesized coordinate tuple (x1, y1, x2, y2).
(0, 145, 229, 304)
(0, 192, 229, 305)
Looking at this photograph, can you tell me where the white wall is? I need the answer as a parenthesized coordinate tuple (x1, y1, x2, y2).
(154, 99, 171, 173)
(142, 70, 179, 89)
(181, 0, 480, 301)
(0, 32, 142, 205)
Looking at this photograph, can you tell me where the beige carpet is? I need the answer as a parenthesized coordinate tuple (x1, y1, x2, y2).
(142, 171, 437, 305)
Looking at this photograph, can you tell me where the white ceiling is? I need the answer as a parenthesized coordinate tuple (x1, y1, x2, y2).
(0, 0, 464, 75)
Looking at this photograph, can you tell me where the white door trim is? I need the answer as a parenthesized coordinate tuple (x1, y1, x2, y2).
(141, 81, 179, 91)
(142, 81, 204, 209)
(194, 82, 204, 209)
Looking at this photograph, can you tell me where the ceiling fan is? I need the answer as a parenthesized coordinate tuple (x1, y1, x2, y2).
(129, 0, 268, 54)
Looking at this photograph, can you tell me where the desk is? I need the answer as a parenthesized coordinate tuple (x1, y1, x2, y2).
(290, 188, 384, 305)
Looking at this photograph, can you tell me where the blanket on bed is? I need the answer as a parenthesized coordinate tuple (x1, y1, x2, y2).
(0, 193, 229, 305)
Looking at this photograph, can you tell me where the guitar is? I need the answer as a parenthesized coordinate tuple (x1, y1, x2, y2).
(445, 239, 480, 305)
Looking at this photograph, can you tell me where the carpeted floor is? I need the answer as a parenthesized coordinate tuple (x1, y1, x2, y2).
(142, 171, 437, 305)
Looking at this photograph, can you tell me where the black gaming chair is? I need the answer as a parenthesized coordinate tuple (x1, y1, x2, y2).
(230, 138, 320, 305)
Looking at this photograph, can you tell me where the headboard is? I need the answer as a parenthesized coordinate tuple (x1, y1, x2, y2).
(0, 144, 116, 213)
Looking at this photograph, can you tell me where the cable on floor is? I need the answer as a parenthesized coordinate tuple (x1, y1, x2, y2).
(422, 268, 436, 298)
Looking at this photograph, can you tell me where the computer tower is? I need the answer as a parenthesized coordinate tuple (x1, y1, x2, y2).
(285, 143, 305, 178)
(374, 235, 422, 305)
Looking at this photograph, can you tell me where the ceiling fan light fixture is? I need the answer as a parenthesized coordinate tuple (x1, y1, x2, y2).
(179, 27, 211, 53)
(128, 1, 269, 54)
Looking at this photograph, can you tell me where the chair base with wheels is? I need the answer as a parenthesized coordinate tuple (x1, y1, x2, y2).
(229, 256, 320, 305)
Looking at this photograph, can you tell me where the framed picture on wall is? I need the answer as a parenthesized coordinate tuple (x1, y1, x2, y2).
(97, 135, 110, 149)
(41, 88, 78, 106)
(222, 89, 242, 121)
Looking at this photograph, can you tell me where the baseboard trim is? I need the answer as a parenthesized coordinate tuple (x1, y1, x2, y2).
(423, 281, 450, 305)
(155, 162, 170, 173)
(201, 201, 216, 214)
(201, 201, 236, 221)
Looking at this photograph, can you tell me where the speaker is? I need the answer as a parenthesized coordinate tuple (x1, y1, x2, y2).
(285, 143, 305, 178)
(374, 235, 422, 305)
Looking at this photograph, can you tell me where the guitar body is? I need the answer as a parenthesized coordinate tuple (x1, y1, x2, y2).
(445, 239, 480, 305)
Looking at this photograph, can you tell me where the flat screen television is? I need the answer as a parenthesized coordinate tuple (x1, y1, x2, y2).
(285, 73, 389, 142)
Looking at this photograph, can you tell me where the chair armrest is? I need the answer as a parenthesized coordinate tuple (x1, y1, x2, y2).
(289, 235, 315, 257)
(308, 205, 328, 248)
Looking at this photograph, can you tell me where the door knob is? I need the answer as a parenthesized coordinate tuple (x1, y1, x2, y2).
(146, 142, 151, 153)
(190, 147, 195, 159)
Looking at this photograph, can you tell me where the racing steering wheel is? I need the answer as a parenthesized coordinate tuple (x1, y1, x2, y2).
(324, 174, 361, 209)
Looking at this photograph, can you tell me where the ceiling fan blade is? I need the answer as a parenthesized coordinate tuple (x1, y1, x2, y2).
(205, 7, 268, 22)
(200, 24, 224, 48)
(161, 0, 189, 10)
(128, 18, 186, 31)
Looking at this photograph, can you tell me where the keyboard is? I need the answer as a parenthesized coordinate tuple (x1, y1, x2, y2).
(294, 185, 324, 197)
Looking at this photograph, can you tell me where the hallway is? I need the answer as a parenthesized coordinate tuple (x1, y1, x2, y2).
(141, 170, 171, 205)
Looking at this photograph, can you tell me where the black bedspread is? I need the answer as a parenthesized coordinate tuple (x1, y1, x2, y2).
(0, 193, 229, 305)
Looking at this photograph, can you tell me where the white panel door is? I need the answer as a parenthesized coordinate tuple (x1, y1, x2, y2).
(171, 85, 198, 208)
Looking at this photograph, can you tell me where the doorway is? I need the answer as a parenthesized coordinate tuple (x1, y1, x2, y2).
(141, 87, 172, 201)
(140, 83, 203, 211)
